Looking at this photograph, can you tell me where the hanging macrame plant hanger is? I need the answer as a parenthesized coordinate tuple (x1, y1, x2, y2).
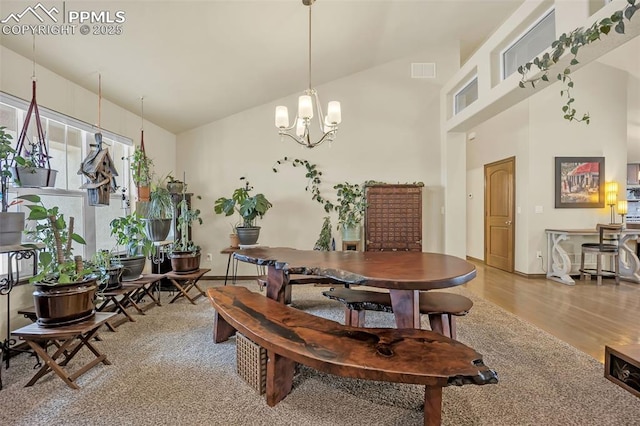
(13, 79, 57, 187)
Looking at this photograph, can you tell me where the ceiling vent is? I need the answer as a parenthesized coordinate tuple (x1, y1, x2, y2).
(411, 63, 436, 79)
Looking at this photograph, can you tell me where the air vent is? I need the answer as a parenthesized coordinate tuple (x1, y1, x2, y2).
(411, 63, 436, 79)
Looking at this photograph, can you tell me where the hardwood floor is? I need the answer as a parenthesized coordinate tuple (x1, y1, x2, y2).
(463, 260, 640, 363)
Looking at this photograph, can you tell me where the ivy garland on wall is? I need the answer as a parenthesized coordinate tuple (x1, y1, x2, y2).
(518, 0, 638, 124)
(272, 157, 334, 212)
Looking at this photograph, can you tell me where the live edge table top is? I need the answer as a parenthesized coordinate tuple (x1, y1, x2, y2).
(233, 247, 476, 291)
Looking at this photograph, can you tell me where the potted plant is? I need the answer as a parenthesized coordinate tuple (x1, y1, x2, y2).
(0, 126, 25, 246)
(166, 174, 185, 194)
(214, 177, 272, 245)
(170, 191, 202, 273)
(130, 145, 153, 201)
(142, 176, 173, 241)
(229, 224, 240, 249)
(314, 216, 333, 251)
(12, 139, 58, 188)
(110, 213, 153, 281)
(334, 182, 367, 241)
(93, 250, 124, 291)
(17, 194, 97, 327)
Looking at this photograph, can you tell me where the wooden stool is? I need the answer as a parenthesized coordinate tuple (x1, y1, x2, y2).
(11, 312, 116, 389)
(322, 287, 473, 339)
(165, 269, 211, 304)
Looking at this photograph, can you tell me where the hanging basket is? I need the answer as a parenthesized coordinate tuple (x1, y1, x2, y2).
(11, 167, 57, 188)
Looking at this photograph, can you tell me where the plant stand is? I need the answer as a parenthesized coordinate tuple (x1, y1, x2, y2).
(0, 244, 40, 390)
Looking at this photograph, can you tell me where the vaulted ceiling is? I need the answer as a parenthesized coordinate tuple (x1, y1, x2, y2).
(2, 0, 532, 134)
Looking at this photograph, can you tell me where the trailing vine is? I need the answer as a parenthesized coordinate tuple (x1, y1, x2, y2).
(518, 0, 637, 124)
(272, 157, 334, 212)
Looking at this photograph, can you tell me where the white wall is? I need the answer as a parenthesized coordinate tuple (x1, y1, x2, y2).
(466, 62, 629, 274)
(177, 47, 459, 276)
(628, 75, 640, 163)
(0, 46, 177, 339)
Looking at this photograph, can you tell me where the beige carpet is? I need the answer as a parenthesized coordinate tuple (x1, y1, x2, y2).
(0, 281, 639, 426)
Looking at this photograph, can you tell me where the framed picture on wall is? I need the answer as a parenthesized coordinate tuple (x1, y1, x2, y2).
(555, 156, 605, 208)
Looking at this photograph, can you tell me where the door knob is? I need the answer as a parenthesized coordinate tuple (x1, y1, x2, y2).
(505, 221, 512, 225)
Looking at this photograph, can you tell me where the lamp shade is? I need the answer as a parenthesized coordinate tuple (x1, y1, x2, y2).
(605, 181, 619, 194)
(605, 191, 617, 206)
(618, 200, 628, 215)
(326, 101, 341, 124)
(298, 95, 313, 119)
(275, 106, 289, 128)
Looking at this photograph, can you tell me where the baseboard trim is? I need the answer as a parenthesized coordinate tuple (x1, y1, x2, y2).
(466, 256, 546, 279)
(201, 275, 257, 281)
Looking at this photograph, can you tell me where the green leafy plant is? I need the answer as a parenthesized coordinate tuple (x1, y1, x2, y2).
(0, 126, 24, 212)
(130, 145, 153, 186)
(147, 177, 173, 219)
(272, 157, 334, 212)
(14, 139, 50, 172)
(334, 182, 367, 230)
(172, 192, 203, 252)
(214, 177, 272, 228)
(92, 249, 123, 286)
(314, 216, 333, 251)
(18, 194, 94, 284)
(518, 0, 638, 123)
(110, 213, 153, 257)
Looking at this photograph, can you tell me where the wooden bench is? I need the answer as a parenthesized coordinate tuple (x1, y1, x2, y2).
(208, 286, 497, 426)
(322, 287, 473, 339)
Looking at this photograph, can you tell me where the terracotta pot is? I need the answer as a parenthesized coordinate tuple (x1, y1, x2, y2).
(229, 233, 240, 248)
(33, 278, 98, 327)
(137, 185, 150, 201)
(170, 251, 201, 274)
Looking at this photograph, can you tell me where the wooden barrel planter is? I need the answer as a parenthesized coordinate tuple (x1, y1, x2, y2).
(33, 278, 98, 327)
(170, 251, 201, 274)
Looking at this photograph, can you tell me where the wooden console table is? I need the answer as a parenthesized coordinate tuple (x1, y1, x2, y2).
(545, 229, 640, 285)
(11, 312, 116, 389)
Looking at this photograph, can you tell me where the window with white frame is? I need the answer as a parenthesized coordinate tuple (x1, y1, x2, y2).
(454, 77, 478, 115)
(502, 9, 556, 80)
(0, 93, 133, 281)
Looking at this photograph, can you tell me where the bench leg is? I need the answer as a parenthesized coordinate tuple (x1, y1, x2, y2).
(266, 351, 295, 407)
(428, 314, 453, 339)
(213, 311, 236, 343)
(344, 308, 365, 327)
(424, 386, 443, 426)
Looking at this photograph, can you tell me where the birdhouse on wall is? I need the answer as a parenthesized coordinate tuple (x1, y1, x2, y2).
(78, 133, 119, 206)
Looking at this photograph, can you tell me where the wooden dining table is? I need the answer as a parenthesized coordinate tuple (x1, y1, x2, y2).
(233, 247, 477, 329)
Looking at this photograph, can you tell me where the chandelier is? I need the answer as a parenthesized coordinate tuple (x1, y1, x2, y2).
(275, 0, 341, 148)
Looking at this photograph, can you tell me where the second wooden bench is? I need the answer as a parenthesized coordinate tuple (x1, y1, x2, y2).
(322, 287, 473, 339)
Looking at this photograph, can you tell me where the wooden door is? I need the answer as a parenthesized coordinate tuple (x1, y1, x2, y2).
(484, 157, 515, 272)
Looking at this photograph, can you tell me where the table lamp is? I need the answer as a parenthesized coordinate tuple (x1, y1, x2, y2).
(605, 181, 619, 224)
(618, 200, 627, 224)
